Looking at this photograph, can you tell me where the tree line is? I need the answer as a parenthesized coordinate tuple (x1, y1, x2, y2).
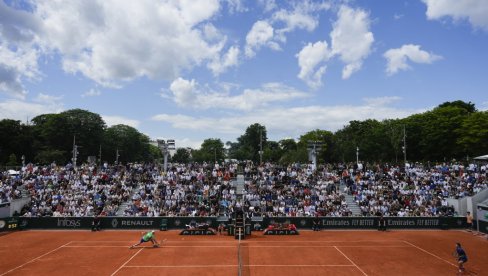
(0, 109, 161, 166)
(1, 101, 487, 166)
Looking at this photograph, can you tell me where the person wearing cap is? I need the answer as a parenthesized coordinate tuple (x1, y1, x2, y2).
(130, 230, 160, 249)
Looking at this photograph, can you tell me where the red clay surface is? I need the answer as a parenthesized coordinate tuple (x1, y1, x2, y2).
(0, 229, 487, 276)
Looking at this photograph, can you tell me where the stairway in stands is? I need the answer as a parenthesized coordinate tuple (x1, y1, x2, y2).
(116, 186, 139, 216)
(340, 183, 362, 216)
(20, 185, 30, 198)
(234, 174, 245, 209)
(235, 175, 245, 196)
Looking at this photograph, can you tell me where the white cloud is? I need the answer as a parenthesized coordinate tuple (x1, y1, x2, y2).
(384, 44, 442, 75)
(296, 41, 332, 89)
(422, 0, 488, 31)
(166, 78, 309, 111)
(245, 20, 279, 57)
(0, 44, 40, 98)
(174, 138, 204, 150)
(245, 1, 329, 57)
(258, 0, 277, 13)
(272, 7, 318, 34)
(208, 46, 240, 75)
(102, 115, 140, 128)
(0, 0, 230, 91)
(363, 96, 402, 106)
(151, 97, 419, 139)
(296, 5, 374, 88)
(35, 93, 63, 103)
(330, 5, 374, 79)
(480, 101, 488, 111)
(272, 1, 330, 35)
(152, 113, 241, 134)
(225, 0, 248, 13)
(168, 77, 199, 107)
(0, 98, 64, 121)
(81, 88, 101, 98)
(394, 14, 404, 20)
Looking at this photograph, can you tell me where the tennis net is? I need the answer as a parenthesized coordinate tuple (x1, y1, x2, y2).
(238, 228, 243, 276)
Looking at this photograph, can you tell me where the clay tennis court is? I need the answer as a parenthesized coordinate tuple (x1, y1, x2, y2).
(0, 229, 486, 276)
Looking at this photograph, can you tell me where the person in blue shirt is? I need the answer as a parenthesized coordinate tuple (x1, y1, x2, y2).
(454, 243, 467, 273)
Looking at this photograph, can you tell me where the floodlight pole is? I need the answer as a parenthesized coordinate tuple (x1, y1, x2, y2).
(99, 145, 102, 167)
(259, 128, 263, 164)
(115, 148, 120, 165)
(312, 143, 317, 169)
(356, 147, 359, 165)
(72, 135, 77, 168)
(403, 125, 407, 166)
(158, 139, 175, 173)
(308, 140, 322, 171)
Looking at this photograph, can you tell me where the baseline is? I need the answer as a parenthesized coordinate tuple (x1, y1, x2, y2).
(123, 264, 355, 268)
(65, 245, 236, 248)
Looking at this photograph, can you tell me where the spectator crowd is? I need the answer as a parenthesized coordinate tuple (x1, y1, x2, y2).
(0, 160, 486, 218)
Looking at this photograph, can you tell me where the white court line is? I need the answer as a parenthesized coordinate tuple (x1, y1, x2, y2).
(402, 241, 458, 268)
(125, 265, 237, 268)
(166, 240, 402, 243)
(65, 245, 236, 248)
(69, 239, 402, 244)
(245, 264, 355, 267)
(63, 244, 411, 248)
(239, 240, 401, 243)
(110, 248, 143, 276)
(124, 264, 355, 268)
(70, 241, 135, 243)
(242, 245, 410, 248)
(334, 246, 368, 276)
(66, 245, 130, 248)
(0, 241, 72, 276)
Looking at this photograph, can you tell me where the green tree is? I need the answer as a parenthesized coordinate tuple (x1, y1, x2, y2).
(0, 119, 34, 165)
(6, 154, 17, 166)
(60, 109, 106, 161)
(437, 100, 476, 113)
(31, 109, 106, 164)
(457, 111, 488, 157)
(232, 123, 267, 163)
(146, 144, 163, 162)
(102, 124, 150, 163)
(192, 138, 224, 163)
(298, 129, 334, 163)
(172, 148, 191, 163)
(279, 138, 297, 152)
(262, 141, 282, 163)
(35, 150, 67, 165)
(383, 119, 405, 163)
(419, 105, 471, 160)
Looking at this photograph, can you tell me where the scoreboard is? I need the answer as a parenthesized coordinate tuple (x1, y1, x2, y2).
(0, 217, 19, 231)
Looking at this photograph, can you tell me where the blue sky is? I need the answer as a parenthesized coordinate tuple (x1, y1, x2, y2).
(1, 0, 487, 149)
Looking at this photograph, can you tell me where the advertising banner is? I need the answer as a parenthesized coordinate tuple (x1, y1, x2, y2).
(1, 216, 466, 231)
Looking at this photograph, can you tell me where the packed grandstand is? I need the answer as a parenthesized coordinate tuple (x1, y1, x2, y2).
(1, 161, 486, 219)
